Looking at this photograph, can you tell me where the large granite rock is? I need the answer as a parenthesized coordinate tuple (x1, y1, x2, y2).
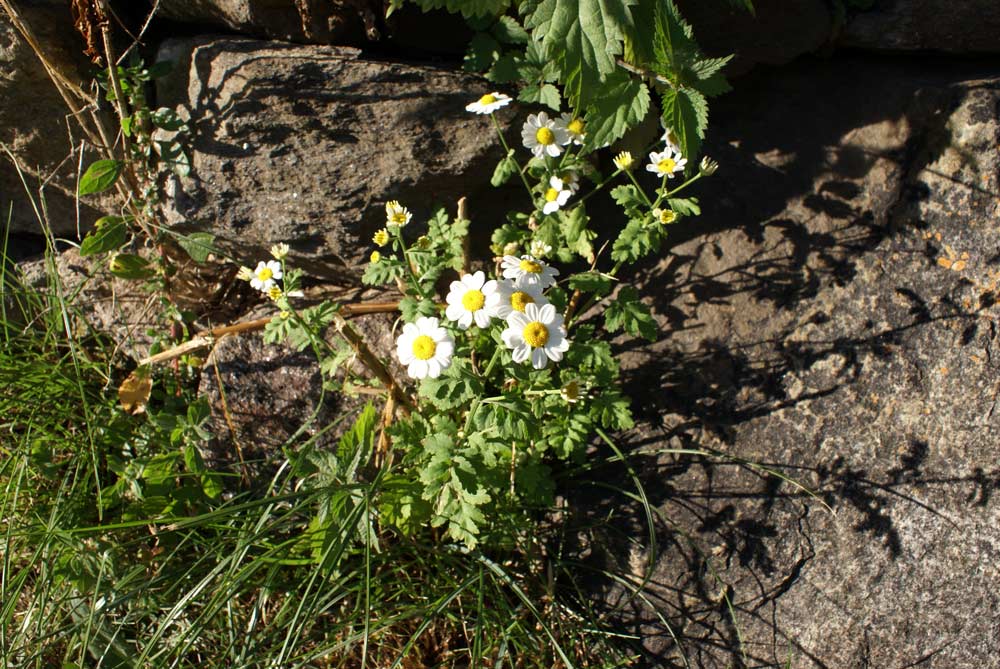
(842, 0, 1000, 53)
(576, 57, 1000, 667)
(0, 2, 116, 238)
(156, 37, 509, 282)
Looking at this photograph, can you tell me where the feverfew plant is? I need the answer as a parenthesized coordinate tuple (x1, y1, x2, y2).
(255, 92, 717, 550)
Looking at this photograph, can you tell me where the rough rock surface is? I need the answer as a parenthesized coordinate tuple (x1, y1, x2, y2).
(156, 37, 509, 282)
(676, 0, 833, 75)
(154, 0, 379, 45)
(0, 3, 116, 238)
(578, 57, 1000, 667)
(842, 0, 1000, 53)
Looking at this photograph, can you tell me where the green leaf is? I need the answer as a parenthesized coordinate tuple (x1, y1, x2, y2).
(175, 232, 215, 263)
(399, 296, 437, 321)
(610, 184, 646, 218)
(491, 149, 519, 187)
(583, 70, 649, 151)
(592, 390, 634, 429)
(690, 55, 732, 80)
(78, 160, 124, 196)
(407, 0, 510, 18)
(362, 255, 402, 286)
(80, 216, 127, 256)
(666, 197, 700, 216)
(567, 270, 614, 296)
(650, 0, 698, 75)
(418, 359, 483, 411)
(487, 53, 521, 83)
(518, 82, 561, 111)
(493, 16, 529, 43)
(464, 33, 501, 72)
(611, 218, 656, 264)
(151, 107, 187, 131)
(108, 253, 155, 280)
(604, 286, 657, 340)
(558, 205, 595, 261)
(661, 86, 708, 162)
(183, 444, 222, 500)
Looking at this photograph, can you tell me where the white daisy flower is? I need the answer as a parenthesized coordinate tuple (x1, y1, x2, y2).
(661, 127, 681, 153)
(521, 112, 570, 159)
(465, 92, 512, 115)
(486, 277, 549, 320)
(444, 270, 498, 329)
(250, 260, 283, 292)
(385, 200, 412, 227)
(529, 239, 552, 258)
(559, 170, 582, 194)
(556, 113, 586, 145)
(541, 176, 572, 215)
(646, 148, 688, 179)
(501, 302, 570, 370)
(396, 316, 454, 379)
(500, 254, 559, 290)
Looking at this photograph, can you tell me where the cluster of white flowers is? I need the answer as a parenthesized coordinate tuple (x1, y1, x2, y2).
(236, 243, 302, 300)
(520, 111, 585, 159)
(395, 255, 570, 378)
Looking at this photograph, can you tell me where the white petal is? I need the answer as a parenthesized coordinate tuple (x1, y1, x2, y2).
(508, 311, 530, 329)
(408, 359, 428, 379)
(456, 311, 472, 330)
(435, 340, 454, 358)
(543, 201, 558, 215)
(464, 271, 485, 289)
(537, 303, 556, 323)
(445, 302, 465, 323)
(531, 348, 548, 369)
(502, 327, 523, 349)
(512, 344, 531, 363)
(522, 302, 540, 322)
(549, 176, 563, 190)
(397, 345, 415, 364)
(544, 345, 564, 362)
(426, 358, 442, 378)
(474, 310, 491, 328)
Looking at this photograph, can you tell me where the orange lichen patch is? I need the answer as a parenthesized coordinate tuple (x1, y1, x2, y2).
(937, 244, 970, 271)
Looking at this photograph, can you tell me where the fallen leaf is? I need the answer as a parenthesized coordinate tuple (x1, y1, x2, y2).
(118, 368, 152, 414)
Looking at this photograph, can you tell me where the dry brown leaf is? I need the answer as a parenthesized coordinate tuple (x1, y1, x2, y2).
(118, 368, 152, 414)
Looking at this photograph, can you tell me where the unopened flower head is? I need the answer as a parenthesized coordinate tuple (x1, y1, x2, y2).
(541, 176, 572, 215)
(465, 92, 512, 115)
(487, 277, 549, 320)
(385, 200, 411, 227)
(502, 241, 520, 256)
(699, 156, 719, 176)
(501, 254, 560, 289)
(560, 170, 582, 194)
(646, 148, 688, 179)
(522, 112, 570, 159)
(557, 113, 586, 146)
(560, 379, 583, 403)
(267, 286, 283, 301)
(269, 242, 290, 260)
(370, 250, 381, 264)
(236, 265, 254, 282)
(396, 317, 454, 379)
(653, 207, 677, 225)
(501, 302, 570, 369)
(445, 271, 498, 330)
(373, 229, 389, 246)
(613, 151, 634, 171)
(250, 260, 283, 292)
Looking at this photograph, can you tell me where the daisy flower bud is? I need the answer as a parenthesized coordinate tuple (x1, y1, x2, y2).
(236, 265, 254, 282)
(652, 208, 677, 225)
(613, 151, 634, 171)
(269, 242, 290, 260)
(373, 229, 389, 246)
(465, 92, 512, 115)
(370, 250, 381, 264)
(699, 156, 719, 176)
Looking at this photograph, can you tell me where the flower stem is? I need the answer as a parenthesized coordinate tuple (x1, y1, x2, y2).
(491, 113, 534, 199)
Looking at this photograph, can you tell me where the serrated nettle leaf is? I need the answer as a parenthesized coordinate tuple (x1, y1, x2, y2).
(108, 253, 155, 280)
(80, 216, 127, 257)
(464, 32, 501, 72)
(79, 159, 124, 196)
(690, 55, 732, 80)
(650, 0, 698, 74)
(487, 53, 521, 83)
(694, 71, 733, 97)
(661, 86, 707, 161)
(583, 70, 649, 151)
(605, 285, 657, 340)
(526, 0, 635, 75)
(666, 197, 700, 216)
(408, 0, 510, 18)
(567, 270, 615, 296)
(492, 15, 529, 43)
(491, 149, 519, 187)
(175, 232, 216, 263)
(121, 115, 134, 137)
(517, 82, 561, 111)
(558, 205, 595, 260)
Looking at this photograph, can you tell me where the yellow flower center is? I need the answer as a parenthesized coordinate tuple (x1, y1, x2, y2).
(510, 291, 534, 312)
(658, 209, 676, 224)
(567, 118, 584, 135)
(480, 94, 497, 105)
(391, 212, 407, 225)
(561, 380, 580, 402)
(657, 158, 677, 174)
(412, 335, 436, 361)
(519, 258, 543, 273)
(523, 321, 549, 348)
(267, 286, 282, 300)
(370, 251, 381, 263)
(461, 289, 485, 312)
(535, 127, 555, 146)
(373, 230, 389, 246)
(544, 187, 560, 202)
(257, 267, 273, 282)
